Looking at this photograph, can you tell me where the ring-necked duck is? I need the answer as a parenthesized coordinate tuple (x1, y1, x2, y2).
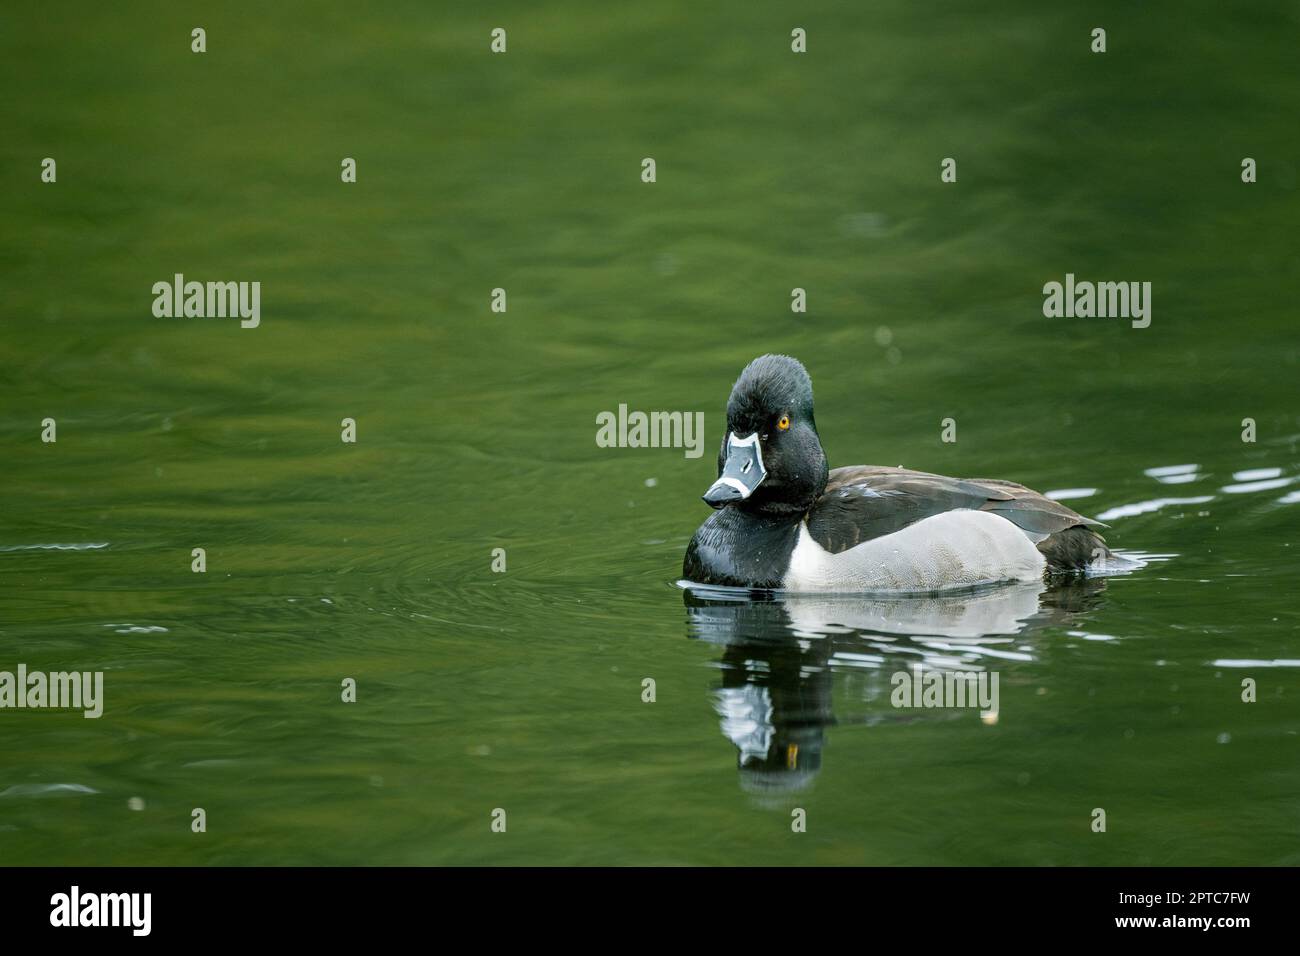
(683, 354, 1113, 592)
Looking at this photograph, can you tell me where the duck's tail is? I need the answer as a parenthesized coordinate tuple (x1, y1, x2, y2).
(1038, 525, 1115, 572)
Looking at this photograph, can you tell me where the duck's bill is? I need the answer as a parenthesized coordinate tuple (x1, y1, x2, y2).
(703, 432, 766, 508)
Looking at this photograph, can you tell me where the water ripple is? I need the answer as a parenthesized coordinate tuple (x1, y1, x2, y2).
(1095, 496, 1214, 521)
(0, 783, 99, 798)
(0, 542, 109, 552)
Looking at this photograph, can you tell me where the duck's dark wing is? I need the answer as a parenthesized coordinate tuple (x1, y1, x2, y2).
(807, 466, 1108, 569)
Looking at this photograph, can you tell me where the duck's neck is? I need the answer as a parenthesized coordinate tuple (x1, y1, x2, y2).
(684, 507, 805, 589)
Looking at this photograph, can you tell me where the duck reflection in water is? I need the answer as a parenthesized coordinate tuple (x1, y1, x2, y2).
(683, 578, 1109, 795)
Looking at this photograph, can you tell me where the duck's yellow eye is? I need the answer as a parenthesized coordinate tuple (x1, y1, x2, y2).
(777, 415, 791, 431)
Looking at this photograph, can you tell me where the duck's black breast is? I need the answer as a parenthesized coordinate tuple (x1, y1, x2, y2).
(683, 508, 802, 589)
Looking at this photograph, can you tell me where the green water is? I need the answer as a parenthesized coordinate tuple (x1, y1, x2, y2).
(2, 2, 1298, 865)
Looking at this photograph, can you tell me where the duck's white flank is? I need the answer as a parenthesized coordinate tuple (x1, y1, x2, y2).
(783, 509, 1046, 593)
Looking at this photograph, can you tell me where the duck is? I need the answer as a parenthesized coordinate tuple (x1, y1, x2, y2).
(683, 354, 1113, 592)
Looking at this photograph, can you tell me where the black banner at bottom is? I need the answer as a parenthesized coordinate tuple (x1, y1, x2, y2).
(0, 866, 1281, 941)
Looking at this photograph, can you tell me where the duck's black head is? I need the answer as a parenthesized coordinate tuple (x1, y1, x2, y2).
(703, 354, 829, 516)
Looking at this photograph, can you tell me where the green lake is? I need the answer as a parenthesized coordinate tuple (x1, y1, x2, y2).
(2, 1, 1298, 865)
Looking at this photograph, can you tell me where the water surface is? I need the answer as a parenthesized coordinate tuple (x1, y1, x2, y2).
(2, 1, 1298, 865)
